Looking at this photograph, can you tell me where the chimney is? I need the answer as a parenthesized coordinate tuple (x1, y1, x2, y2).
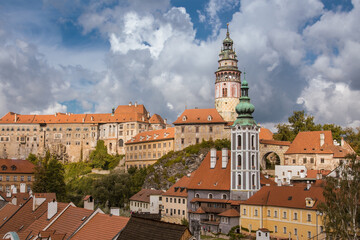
(55, 112, 57, 117)
(306, 181, 311, 190)
(6, 190, 11, 198)
(320, 133, 325, 147)
(341, 137, 345, 146)
(91, 116, 94, 121)
(82, 118, 85, 123)
(129, 101, 132, 106)
(210, 148, 216, 169)
(110, 207, 120, 216)
(33, 194, 46, 211)
(14, 114, 17, 123)
(274, 175, 278, 184)
(221, 148, 228, 168)
(134, 102, 138, 107)
(164, 119, 167, 124)
(112, 107, 115, 116)
(277, 179, 282, 186)
(20, 183, 26, 193)
(300, 169, 306, 178)
(48, 199, 58, 219)
(11, 196, 17, 205)
(84, 195, 94, 211)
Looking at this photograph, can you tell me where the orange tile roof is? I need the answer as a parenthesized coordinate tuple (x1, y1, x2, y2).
(0, 159, 35, 174)
(218, 208, 240, 217)
(187, 150, 230, 190)
(126, 127, 174, 144)
(259, 127, 273, 140)
(163, 173, 195, 198)
(259, 139, 291, 146)
(149, 114, 165, 124)
(71, 212, 129, 240)
(192, 206, 206, 214)
(0, 204, 19, 225)
(129, 189, 164, 203)
(306, 170, 331, 179)
(260, 174, 277, 186)
(0, 192, 31, 206)
(190, 198, 229, 204)
(285, 131, 354, 157)
(115, 104, 148, 115)
(46, 206, 94, 238)
(243, 185, 324, 210)
(173, 109, 226, 125)
(17, 202, 68, 240)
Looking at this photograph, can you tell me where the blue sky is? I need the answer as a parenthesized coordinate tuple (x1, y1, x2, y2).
(0, 0, 359, 130)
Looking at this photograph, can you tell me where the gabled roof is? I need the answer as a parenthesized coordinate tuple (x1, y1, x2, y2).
(0, 159, 35, 174)
(129, 189, 164, 203)
(259, 139, 291, 146)
(187, 150, 230, 190)
(243, 185, 324, 210)
(126, 128, 174, 145)
(116, 216, 191, 240)
(173, 109, 226, 125)
(259, 127, 273, 140)
(115, 104, 148, 115)
(0, 203, 19, 225)
(0, 192, 31, 206)
(71, 212, 129, 240)
(285, 131, 354, 157)
(306, 169, 331, 178)
(45, 206, 94, 238)
(218, 208, 239, 217)
(149, 114, 165, 124)
(163, 173, 195, 197)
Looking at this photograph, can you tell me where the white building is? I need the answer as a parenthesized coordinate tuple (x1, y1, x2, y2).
(274, 165, 307, 185)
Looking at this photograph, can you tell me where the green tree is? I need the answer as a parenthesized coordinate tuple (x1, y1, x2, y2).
(26, 153, 38, 164)
(32, 152, 66, 201)
(343, 127, 360, 155)
(319, 154, 360, 239)
(89, 140, 114, 169)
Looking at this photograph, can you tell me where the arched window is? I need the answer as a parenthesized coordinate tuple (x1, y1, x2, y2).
(237, 155, 242, 168)
(238, 174, 241, 187)
(252, 174, 256, 189)
(251, 135, 255, 150)
(252, 155, 255, 169)
(195, 193, 200, 198)
(237, 135, 241, 149)
(119, 139, 124, 147)
(109, 143, 112, 151)
(222, 87, 227, 97)
(222, 194, 227, 200)
(208, 193, 213, 199)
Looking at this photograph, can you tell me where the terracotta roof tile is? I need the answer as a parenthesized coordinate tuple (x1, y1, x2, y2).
(117, 216, 191, 240)
(163, 173, 195, 198)
(218, 208, 239, 217)
(114, 104, 148, 115)
(45, 206, 94, 238)
(259, 139, 291, 146)
(306, 170, 331, 179)
(173, 109, 226, 125)
(260, 174, 277, 187)
(149, 114, 165, 124)
(0, 204, 19, 224)
(71, 212, 129, 240)
(187, 151, 230, 190)
(192, 206, 206, 214)
(259, 127, 273, 140)
(243, 185, 324, 210)
(129, 189, 164, 203)
(0, 159, 34, 174)
(0, 192, 31, 206)
(126, 128, 174, 145)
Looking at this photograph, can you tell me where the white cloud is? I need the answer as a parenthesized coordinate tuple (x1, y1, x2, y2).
(30, 102, 67, 115)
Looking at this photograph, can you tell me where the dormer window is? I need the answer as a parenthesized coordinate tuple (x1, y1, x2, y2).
(11, 165, 16, 171)
(207, 115, 212, 121)
(305, 197, 315, 208)
(1, 165, 7, 171)
(182, 116, 187, 121)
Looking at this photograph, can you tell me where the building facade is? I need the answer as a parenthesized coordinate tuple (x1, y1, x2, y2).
(215, 24, 242, 122)
(125, 128, 175, 169)
(129, 189, 164, 214)
(0, 103, 165, 162)
(0, 159, 34, 194)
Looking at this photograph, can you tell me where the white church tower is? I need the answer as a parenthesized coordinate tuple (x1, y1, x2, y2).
(230, 76, 260, 201)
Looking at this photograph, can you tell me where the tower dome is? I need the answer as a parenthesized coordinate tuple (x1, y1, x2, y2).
(233, 76, 256, 126)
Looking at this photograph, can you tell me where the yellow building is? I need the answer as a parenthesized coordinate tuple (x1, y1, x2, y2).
(125, 128, 174, 169)
(240, 185, 326, 239)
(0, 159, 35, 193)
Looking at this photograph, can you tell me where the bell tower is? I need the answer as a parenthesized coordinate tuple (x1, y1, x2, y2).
(215, 24, 241, 122)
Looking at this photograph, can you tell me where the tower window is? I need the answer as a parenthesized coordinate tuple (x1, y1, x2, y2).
(237, 155, 242, 168)
(251, 135, 255, 149)
(222, 88, 227, 97)
(238, 174, 241, 187)
(237, 135, 241, 149)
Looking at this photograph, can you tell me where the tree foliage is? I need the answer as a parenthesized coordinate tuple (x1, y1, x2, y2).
(319, 154, 360, 239)
(89, 140, 122, 170)
(32, 152, 66, 201)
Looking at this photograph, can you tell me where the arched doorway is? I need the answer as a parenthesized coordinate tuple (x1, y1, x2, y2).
(262, 152, 280, 170)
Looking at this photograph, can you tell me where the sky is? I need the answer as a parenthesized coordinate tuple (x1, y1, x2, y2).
(0, 0, 359, 131)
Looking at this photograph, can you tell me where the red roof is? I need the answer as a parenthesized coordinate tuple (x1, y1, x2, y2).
(163, 173, 195, 197)
(190, 198, 229, 204)
(129, 189, 164, 203)
(187, 151, 230, 190)
(126, 128, 174, 145)
(243, 185, 324, 210)
(259, 127, 273, 140)
(218, 208, 240, 217)
(173, 109, 226, 125)
(260, 139, 291, 146)
(149, 114, 165, 124)
(0, 204, 19, 224)
(45, 206, 94, 238)
(0, 159, 35, 174)
(115, 104, 148, 115)
(71, 212, 129, 240)
(306, 169, 331, 178)
(285, 131, 354, 157)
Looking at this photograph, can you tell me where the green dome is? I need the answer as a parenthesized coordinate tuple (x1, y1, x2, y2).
(235, 99, 255, 116)
(223, 36, 233, 44)
(242, 79, 248, 87)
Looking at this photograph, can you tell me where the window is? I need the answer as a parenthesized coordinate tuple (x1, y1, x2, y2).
(195, 126, 199, 133)
(27, 176, 31, 181)
(181, 138, 184, 144)
(321, 158, 325, 163)
(237, 155, 242, 168)
(254, 209, 258, 216)
(307, 214, 311, 222)
(237, 135, 241, 149)
(294, 228, 298, 236)
(181, 126, 185, 133)
(178, 209, 180, 215)
(283, 227, 287, 234)
(267, 210, 270, 217)
(13, 176, 17, 181)
(243, 208, 246, 215)
(310, 158, 314, 163)
(222, 194, 227, 199)
(195, 193, 200, 198)
(196, 138, 199, 144)
(251, 135, 255, 149)
(119, 139, 124, 147)
(303, 158, 307, 164)
(237, 174, 241, 187)
(209, 126, 213, 132)
(170, 198, 172, 203)
(208, 193, 213, 199)
(0, 176, 2, 181)
(166, 197, 168, 202)
(274, 210, 278, 218)
(153, 144, 156, 148)
(222, 87, 227, 97)
(292, 159, 296, 164)
(283, 211, 287, 219)
(308, 231, 311, 239)
(274, 226, 277, 233)
(182, 210, 185, 215)
(294, 212, 298, 220)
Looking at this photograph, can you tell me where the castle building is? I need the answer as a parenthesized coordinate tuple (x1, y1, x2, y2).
(215, 24, 242, 122)
(230, 79, 260, 201)
(0, 103, 166, 162)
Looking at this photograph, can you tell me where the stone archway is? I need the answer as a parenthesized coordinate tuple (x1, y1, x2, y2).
(259, 140, 291, 169)
(262, 151, 280, 170)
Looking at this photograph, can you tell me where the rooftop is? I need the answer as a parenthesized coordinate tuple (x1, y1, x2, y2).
(173, 109, 226, 125)
(129, 189, 164, 203)
(0, 159, 35, 174)
(126, 128, 174, 145)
